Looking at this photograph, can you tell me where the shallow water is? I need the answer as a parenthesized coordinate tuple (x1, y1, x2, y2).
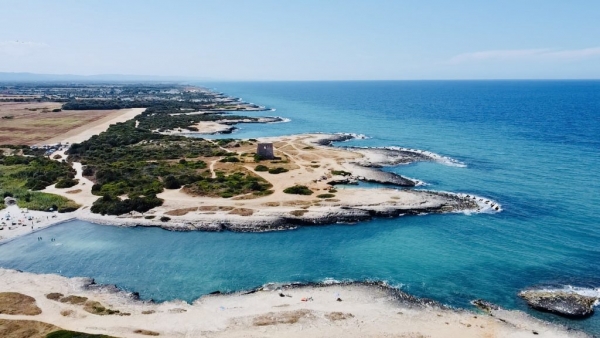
(1, 81, 599, 334)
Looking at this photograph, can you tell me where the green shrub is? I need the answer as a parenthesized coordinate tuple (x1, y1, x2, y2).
(331, 170, 352, 176)
(219, 156, 240, 163)
(46, 330, 117, 338)
(160, 216, 171, 222)
(254, 165, 268, 171)
(268, 167, 288, 174)
(58, 206, 79, 213)
(144, 215, 155, 219)
(55, 178, 79, 189)
(283, 185, 313, 195)
(317, 193, 335, 198)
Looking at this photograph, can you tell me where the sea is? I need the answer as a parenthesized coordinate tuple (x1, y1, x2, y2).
(1, 81, 599, 335)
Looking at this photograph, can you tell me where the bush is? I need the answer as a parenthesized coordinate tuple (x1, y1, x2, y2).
(283, 185, 313, 195)
(254, 165, 268, 172)
(82, 166, 94, 176)
(58, 206, 79, 213)
(90, 194, 163, 215)
(219, 156, 240, 163)
(268, 167, 288, 174)
(331, 170, 352, 176)
(55, 178, 78, 189)
(317, 193, 335, 199)
(163, 175, 181, 189)
(160, 216, 171, 222)
(46, 330, 117, 338)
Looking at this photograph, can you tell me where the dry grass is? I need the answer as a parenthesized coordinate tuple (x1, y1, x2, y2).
(65, 189, 82, 194)
(262, 202, 280, 207)
(282, 200, 312, 207)
(164, 207, 197, 216)
(133, 329, 160, 336)
(141, 310, 156, 315)
(60, 309, 75, 317)
(289, 210, 308, 217)
(199, 205, 234, 211)
(0, 292, 42, 315)
(325, 312, 354, 321)
(83, 300, 128, 316)
(59, 295, 88, 305)
(0, 318, 61, 338)
(0, 102, 125, 145)
(228, 208, 254, 216)
(45, 293, 63, 301)
(252, 310, 314, 326)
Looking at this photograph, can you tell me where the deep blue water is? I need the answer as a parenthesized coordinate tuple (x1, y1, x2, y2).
(1, 81, 600, 334)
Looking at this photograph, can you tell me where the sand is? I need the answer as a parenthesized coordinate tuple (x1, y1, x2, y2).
(0, 269, 588, 338)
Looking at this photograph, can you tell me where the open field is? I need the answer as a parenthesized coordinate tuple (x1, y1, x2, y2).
(0, 102, 137, 145)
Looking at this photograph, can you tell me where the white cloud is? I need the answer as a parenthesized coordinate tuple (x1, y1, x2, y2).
(447, 47, 600, 64)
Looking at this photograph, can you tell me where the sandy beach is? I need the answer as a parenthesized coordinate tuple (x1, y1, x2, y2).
(0, 269, 588, 338)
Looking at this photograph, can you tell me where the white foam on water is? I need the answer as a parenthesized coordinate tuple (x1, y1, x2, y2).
(267, 117, 291, 123)
(530, 286, 600, 300)
(385, 146, 467, 167)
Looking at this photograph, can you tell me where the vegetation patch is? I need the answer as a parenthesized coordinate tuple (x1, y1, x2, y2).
(164, 207, 197, 216)
(59, 295, 88, 305)
(253, 309, 314, 326)
(228, 208, 254, 216)
(83, 300, 127, 316)
(331, 170, 352, 176)
(268, 167, 288, 174)
(0, 157, 80, 212)
(133, 329, 160, 336)
(317, 193, 336, 199)
(90, 194, 163, 216)
(325, 312, 354, 321)
(219, 156, 240, 163)
(254, 164, 268, 172)
(283, 185, 313, 195)
(45, 293, 64, 301)
(289, 209, 308, 217)
(46, 330, 118, 338)
(183, 170, 272, 198)
(0, 292, 42, 315)
(0, 318, 61, 338)
(55, 178, 79, 189)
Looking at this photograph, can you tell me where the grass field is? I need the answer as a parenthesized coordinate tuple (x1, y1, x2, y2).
(0, 102, 124, 145)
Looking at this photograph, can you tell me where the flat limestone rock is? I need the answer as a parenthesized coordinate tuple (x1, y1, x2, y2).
(519, 290, 598, 318)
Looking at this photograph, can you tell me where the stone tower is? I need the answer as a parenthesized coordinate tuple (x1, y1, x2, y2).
(256, 143, 274, 159)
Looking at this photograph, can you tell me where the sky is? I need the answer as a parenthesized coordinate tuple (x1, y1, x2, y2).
(1, 0, 600, 80)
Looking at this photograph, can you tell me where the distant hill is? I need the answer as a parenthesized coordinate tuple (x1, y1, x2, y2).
(0, 72, 206, 83)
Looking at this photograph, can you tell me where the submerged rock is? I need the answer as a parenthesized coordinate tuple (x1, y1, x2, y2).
(519, 290, 598, 318)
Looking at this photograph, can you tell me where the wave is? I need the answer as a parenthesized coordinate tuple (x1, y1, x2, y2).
(267, 117, 291, 123)
(385, 146, 466, 167)
(525, 285, 600, 299)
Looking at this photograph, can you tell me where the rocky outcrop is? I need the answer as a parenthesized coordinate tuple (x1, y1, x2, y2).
(519, 290, 598, 318)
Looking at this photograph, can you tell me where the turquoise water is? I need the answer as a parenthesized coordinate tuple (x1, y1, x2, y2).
(1, 81, 600, 334)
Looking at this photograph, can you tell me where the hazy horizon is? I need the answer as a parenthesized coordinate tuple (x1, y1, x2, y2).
(2, 0, 599, 81)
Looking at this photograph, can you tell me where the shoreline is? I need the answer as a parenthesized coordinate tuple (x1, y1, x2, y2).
(0, 268, 589, 338)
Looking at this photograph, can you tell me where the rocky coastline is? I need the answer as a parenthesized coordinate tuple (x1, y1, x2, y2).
(519, 289, 599, 318)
